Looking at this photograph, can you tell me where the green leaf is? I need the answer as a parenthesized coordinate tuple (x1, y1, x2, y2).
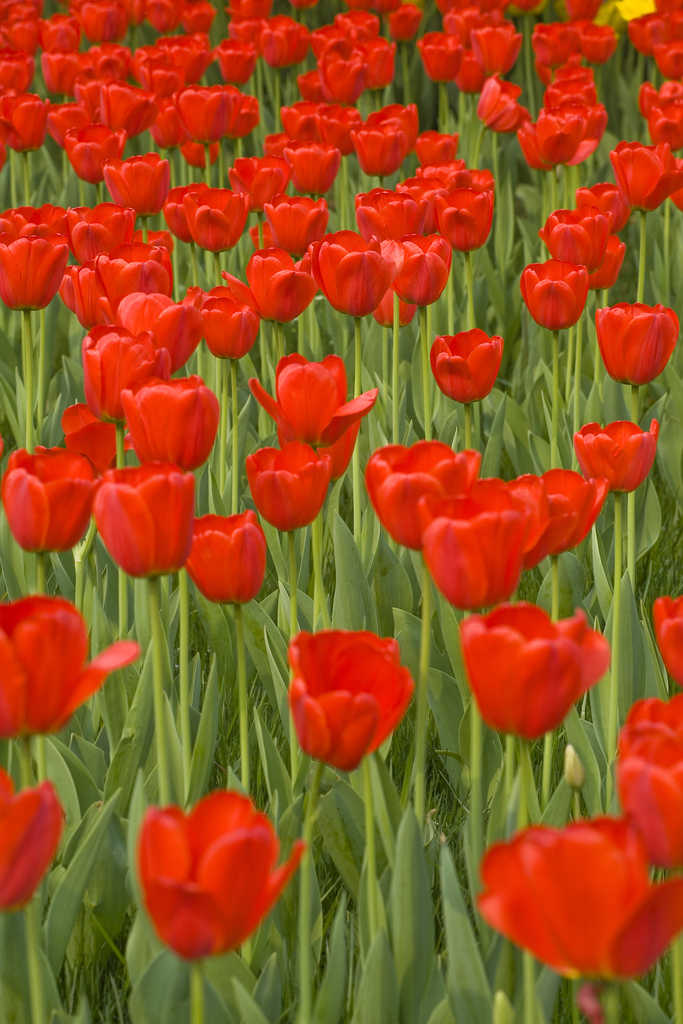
(540, 777, 571, 828)
(231, 980, 271, 1024)
(536, 553, 585, 618)
(372, 536, 413, 638)
(45, 738, 82, 844)
(312, 894, 347, 1024)
(251, 953, 282, 1023)
(440, 845, 492, 1024)
(0, 911, 62, 1024)
(481, 393, 507, 479)
(129, 951, 231, 1024)
(104, 649, 155, 817)
(351, 928, 399, 1024)
(424, 998, 457, 1024)
(187, 655, 219, 806)
(590, 527, 612, 622)
(191, 583, 234, 683)
(317, 778, 368, 902)
(623, 980, 670, 1024)
(44, 791, 120, 975)
(331, 511, 378, 633)
(563, 706, 602, 817)
(241, 599, 289, 725)
(390, 809, 435, 1024)
(253, 705, 291, 810)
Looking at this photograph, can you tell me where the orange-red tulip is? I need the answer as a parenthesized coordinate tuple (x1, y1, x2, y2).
(186, 512, 266, 605)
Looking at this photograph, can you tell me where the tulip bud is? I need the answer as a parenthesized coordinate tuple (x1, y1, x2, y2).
(493, 991, 514, 1024)
(564, 744, 586, 792)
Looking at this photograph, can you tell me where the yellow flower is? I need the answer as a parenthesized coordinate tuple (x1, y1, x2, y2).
(614, 0, 655, 20)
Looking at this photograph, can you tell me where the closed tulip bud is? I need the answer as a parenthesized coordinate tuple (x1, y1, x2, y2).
(136, 56, 185, 98)
(578, 23, 617, 65)
(388, 3, 421, 41)
(416, 130, 459, 166)
(309, 230, 395, 317)
(0, 770, 62, 910)
(215, 39, 258, 85)
(201, 289, 260, 359)
(477, 74, 528, 133)
(182, 187, 250, 253)
(520, 259, 588, 332)
(417, 31, 463, 81)
(365, 441, 481, 550)
(261, 14, 309, 68)
(358, 37, 396, 91)
(66, 203, 135, 263)
(263, 194, 328, 257)
(157, 34, 213, 84)
(392, 234, 451, 308)
(182, 3, 215, 37)
(61, 403, 118, 475)
(610, 141, 683, 212)
(116, 291, 203, 373)
(435, 188, 494, 253)
(42, 50, 81, 95)
(41, 13, 81, 52)
(82, 325, 171, 423)
(574, 421, 659, 493)
(176, 83, 241, 143)
(75, 0, 129, 43)
(588, 235, 626, 292)
(0, 595, 139, 736)
(396, 176, 448, 234)
(654, 597, 683, 688)
(149, 97, 187, 151)
(289, 630, 414, 771)
(596, 302, 678, 386)
(46, 103, 91, 147)
(121, 376, 218, 471)
(351, 119, 408, 178)
(94, 463, 195, 577)
(228, 155, 290, 212)
(355, 188, 426, 242)
(532, 22, 579, 68)
(283, 140, 341, 196)
(103, 153, 170, 217)
(316, 104, 362, 156)
(564, 744, 586, 792)
(334, 10, 379, 38)
(2, 448, 97, 553)
(539, 205, 610, 272)
(431, 329, 503, 404)
(0, 92, 49, 152)
(575, 182, 630, 233)
(318, 50, 367, 106)
(186, 512, 266, 605)
(95, 242, 173, 318)
(138, 791, 303, 960)
(471, 23, 522, 75)
(59, 261, 108, 329)
(163, 182, 208, 243)
(64, 124, 127, 185)
(246, 441, 332, 531)
(0, 233, 69, 312)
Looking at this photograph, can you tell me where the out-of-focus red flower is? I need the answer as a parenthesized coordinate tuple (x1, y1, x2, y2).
(0, 595, 139, 737)
(40, 13, 80, 51)
(309, 230, 395, 317)
(121, 376, 218, 471)
(357, 37, 395, 91)
(647, 98, 683, 151)
(260, 14, 309, 68)
(138, 791, 303, 960)
(116, 291, 203, 373)
(82, 324, 171, 424)
(417, 31, 463, 81)
(610, 141, 683, 212)
(532, 22, 580, 68)
(0, 234, 68, 311)
(99, 80, 159, 137)
(575, 182, 630, 233)
(297, 69, 323, 102)
(263, 193, 328, 256)
(596, 302, 679, 385)
(365, 441, 481, 550)
(246, 441, 332, 531)
(41, 50, 83, 97)
(471, 22, 522, 75)
(223, 249, 317, 323)
(431, 329, 503, 404)
(388, 3, 421, 40)
(522, 468, 608, 569)
(228, 0, 272, 17)
(89, 42, 131, 81)
(95, 241, 173, 319)
(520, 259, 588, 331)
(654, 597, 683, 688)
(283, 140, 341, 195)
(310, 25, 350, 60)
(544, 75, 597, 109)
(103, 153, 170, 218)
(477, 73, 528, 132)
(0, 15, 39, 55)
(176, 83, 241, 143)
(372, 286, 416, 328)
(2, 447, 96, 552)
(66, 204, 134, 265)
(46, 103, 91, 147)
(151, 97, 187, 150)
(180, 139, 219, 170)
(0, 49, 33, 92)
(145, 0, 183, 33)
(182, 0, 215, 33)
(539, 205, 610, 272)
(588, 235, 626, 291)
(201, 287, 260, 359)
(628, 11, 670, 57)
(318, 49, 367, 106)
(654, 39, 683, 79)
(187, 512, 266, 605)
(578, 22, 617, 64)
(0, 205, 67, 239)
(0, 92, 48, 151)
(136, 56, 185, 98)
(455, 49, 487, 94)
(230, 94, 260, 141)
(163, 182, 207, 243)
(59, 260, 109, 329)
(280, 100, 322, 141)
(182, 188, 250, 253)
(61, 403, 117, 475)
(316, 103, 363, 155)
(416, 130, 458, 166)
(228, 155, 290, 211)
(334, 9, 379, 37)
(72, 0, 129, 43)
(157, 33, 213, 84)
(215, 38, 258, 85)
(289, 630, 414, 771)
(0, 769, 62, 909)
(64, 124, 126, 185)
(355, 188, 426, 241)
(461, 603, 610, 739)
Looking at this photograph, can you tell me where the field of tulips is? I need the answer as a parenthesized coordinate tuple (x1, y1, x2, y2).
(6, 0, 683, 1021)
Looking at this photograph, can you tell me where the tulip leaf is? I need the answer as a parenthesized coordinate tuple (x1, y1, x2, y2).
(370, 752, 403, 871)
(440, 844, 492, 1024)
(251, 953, 282, 1024)
(45, 738, 81, 846)
(361, 506, 382, 582)
(604, 570, 646, 720)
(44, 790, 120, 975)
(104, 648, 155, 816)
(563, 705, 603, 818)
(425, 998, 457, 1024)
(253, 705, 291, 811)
(411, 330, 440, 437)
(129, 950, 231, 1024)
(641, 610, 668, 702)
(263, 626, 292, 741)
(372, 536, 413, 639)
(241, 598, 289, 727)
(537, 553, 585, 619)
(390, 809, 435, 1024)
(312, 894, 347, 1024)
(0, 506, 27, 599)
(191, 582, 234, 684)
(331, 510, 378, 634)
(51, 735, 100, 814)
(436, 596, 470, 706)
(0, 911, 62, 1024)
(527, 431, 551, 476)
(202, 952, 256, 1018)
(656, 414, 683, 508)
(591, 526, 613, 622)
(635, 478, 661, 561)
(351, 928, 399, 1024)
(187, 655, 219, 807)
(231, 980, 271, 1024)
(481, 393, 507, 479)
(540, 777, 572, 828)
(317, 778, 371, 902)
(623, 980, 670, 1024)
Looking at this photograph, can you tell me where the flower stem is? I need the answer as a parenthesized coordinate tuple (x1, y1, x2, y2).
(179, 567, 191, 799)
(35, 551, 45, 595)
(190, 241, 199, 289)
(419, 306, 431, 442)
(523, 15, 536, 119)
(438, 82, 448, 135)
(235, 603, 250, 792)
(673, 933, 683, 1024)
(573, 309, 583, 444)
(637, 210, 646, 304)
(362, 755, 379, 939)
(25, 897, 45, 1024)
(664, 198, 671, 305)
(219, 358, 228, 496)
(464, 250, 475, 331)
(116, 424, 128, 641)
(447, 251, 454, 337)
(190, 962, 204, 1024)
(414, 557, 431, 824)
(551, 331, 559, 470)
(401, 42, 411, 106)
(606, 491, 622, 811)
(74, 519, 97, 614)
(469, 693, 483, 886)
(288, 530, 299, 783)
(22, 150, 30, 206)
(628, 385, 639, 590)
(298, 759, 324, 1024)
(37, 309, 45, 446)
(231, 359, 239, 515)
(148, 576, 171, 806)
(311, 512, 330, 630)
(276, 321, 285, 363)
(564, 325, 574, 406)
(543, 555, 560, 807)
(353, 316, 362, 545)
(390, 293, 400, 445)
(204, 144, 211, 189)
(464, 403, 472, 450)
(213, 251, 221, 289)
(505, 734, 515, 800)
(524, 949, 535, 1024)
(22, 309, 33, 453)
(471, 122, 486, 170)
(381, 326, 388, 410)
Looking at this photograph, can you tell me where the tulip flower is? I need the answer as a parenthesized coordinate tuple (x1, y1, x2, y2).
(391, 234, 451, 308)
(388, 3, 421, 40)
(455, 50, 487, 95)
(522, 468, 608, 569)
(121, 376, 219, 471)
(103, 153, 171, 218)
(610, 141, 683, 213)
(186, 512, 266, 606)
(0, 768, 62, 909)
(479, 818, 683, 979)
(228, 156, 290, 214)
(574, 421, 659, 493)
(435, 188, 494, 253)
(116, 291, 203, 373)
(74, 0, 129, 43)
(66, 203, 135, 263)
(61, 403, 118, 475)
(0, 234, 69, 312)
(96, 80, 158, 138)
(40, 13, 81, 51)
(531, 22, 580, 68)
(215, 39, 258, 85)
(201, 289, 260, 359)
(654, 596, 683, 688)
(372, 287, 416, 328)
(316, 104, 363, 155)
(575, 182, 630, 233)
(261, 14, 309, 68)
(309, 231, 395, 318)
(0, 206, 67, 239)
(431, 329, 504, 404)
(0, 595, 139, 736)
(263, 194, 328, 256)
(318, 49, 367, 106)
(334, 10, 379, 37)
(289, 630, 414, 771)
(138, 791, 303, 959)
(396, 177, 447, 234)
(461, 603, 610, 740)
(182, 188, 250, 255)
(355, 188, 426, 241)
(351, 120, 408, 180)
(588, 236, 626, 293)
(595, 302, 679, 386)
(222, 249, 317, 329)
(0, 92, 49, 153)
(176, 83, 241, 143)
(415, 130, 459, 166)
(283, 141, 341, 196)
(46, 103, 91, 147)
(0, 49, 33, 93)
(59, 261, 109, 329)
(578, 22, 617, 64)
(246, 441, 332, 532)
(82, 324, 171, 423)
(64, 124, 127, 185)
(163, 182, 208, 243)
(539, 205, 611, 273)
(417, 31, 463, 81)
(477, 75, 528, 133)
(149, 97, 188, 151)
(95, 241, 173, 318)
(648, 99, 683, 152)
(471, 23, 522, 75)
(520, 259, 588, 331)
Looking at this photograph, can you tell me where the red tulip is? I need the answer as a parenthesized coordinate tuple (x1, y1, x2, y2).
(176, 84, 241, 144)
(297, 70, 324, 102)
(150, 98, 188, 151)
(280, 100, 323, 142)
(417, 31, 463, 82)
(0, 205, 67, 239)
(95, 242, 173, 318)
(628, 11, 670, 57)
(357, 37, 396, 91)
(215, 39, 258, 85)
(479, 819, 683, 979)
(531, 22, 580, 68)
(477, 74, 528, 132)
(222, 249, 316, 323)
(618, 695, 683, 868)
(228, 155, 290, 212)
(103, 153, 170, 218)
(186, 512, 266, 605)
(182, 0, 215, 33)
(282, 140, 341, 196)
(588, 235, 626, 292)
(263, 194, 328, 257)
(0, 234, 69, 311)
(654, 596, 683, 687)
(471, 23, 522, 75)
(89, 43, 132, 81)
(372, 286, 416, 328)
(116, 291, 203, 373)
(520, 259, 588, 331)
(396, 176, 448, 234)
(461, 603, 610, 739)
(610, 141, 683, 212)
(0, 49, 34, 93)
(522, 468, 608, 569)
(309, 230, 395, 317)
(59, 260, 109, 329)
(182, 188, 250, 253)
(82, 324, 171, 423)
(578, 22, 617, 64)
(136, 57, 185, 99)
(73, 0, 129, 43)
(64, 124, 127, 185)
(388, 3, 421, 41)
(46, 103, 91, 147)
(231, 94, 260, 142)
(163, 182, 208, 243)
(455, 49, 488, 94)
(121, 376, 218, 472)
(318, 49, 367, 106)
(0, 595, 139, 736)
(351, 120, 408, 179)
(99, 80, 159, 138)
(0, 92, 48, 151)
(0, 769, 62, 909)
(246, 441, 332, 531)
(355, 188, 426, 242)
(365, 441, 481, 550)
(574, 420, 659, 493)
(145, 0, 183, 33)
(2, 447, 96, 553)
(289, 630, 414, 771)
(654, 39, 683, 79)
(66, 204, 134, 264)
(595, 302, 679, 386)
(444, 7, 504, 45)
(94, 463, 194, 577)
(156, 33, 213, 85)
(435, 187, 494, 252)
(40, 13, 81, 52)
(544, 73, 597, 110)
(61, 403, 118, 475)
(415, 130, 459, 166)
(181, 139, 219, 171)
(575, 181, 630, 233)
(334, 10, 380, 37)
(261, 14, 309, 68)
(391, 234, 451, 308)
(315, 104, 362, 156)
(539, 205, 611, 272)
(138, 791, 303, 960)
(201, 288, 260, 359)
(431, 329, 503, 404)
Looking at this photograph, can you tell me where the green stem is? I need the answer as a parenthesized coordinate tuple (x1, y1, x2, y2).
(204, 144, 211, 189)
(447, 251, 454, 337)
(37, 309, 45, 446)
(673, 933, 683, 1024)
(471, 122, 486, 170)
(464, 250, 475, 331)
(491, 132, 499, 219)
(25, 898, 45, 1024)
(298, 314, 304, 355)
(74, 518, 96, 614)
(542, 551, 557, 810)
(564, 325, 574, 406)
(276, 321, 285, 363)
(231, 360, 239, 515)
(274, 70, 281, 133)
(179, 568, 191, 799)
(190, 962, 204, 1024)
(637, 210, 646, 304)
(219, 358, 228, 496)
(35, 551, 45, 595)
(362, 755, 378, 938)
(414, 558, 431, 824)
(523, 15, 536, 120)
(18, 735, 32, 789)
(148, 576, 171, 806)
(401, 42, 411, 106)
(628, 385, 639, 590)
(606, 491, 622, 811)
(213, 251, 221, 289)
(664, 198, 671, 305)
(551, 554, 559, 622)
(116, 424, 128, 640)
(604, 986, 619, 1024)
(311, 512, 330, 630)
(288, 530, 299, 784)
(341, 155, 348, 232)
(438, 82, 448, 135)
(550, 167, 557, 219)
(464, 403, 472, 450)
(392, 292, 400, 444)
(517, 738, 530, 830)
(353, 316, 362, 545)
(541, 732, 553, 811)
(469, 693, 483, 887)
(381, 326, 388, 411)
(419, 306, 431, 443)
(551, 331, 559, 470)
(573, 310, 583, 442)
(505, 734, 515, 800)
(235, 604, 250, 792)
(190, 241, 199, 289)
(524, 949, 535, 1024)
(22, 150, 30, 206)
(298, 760, 324, 1024)
(23, 310, 33, 453)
